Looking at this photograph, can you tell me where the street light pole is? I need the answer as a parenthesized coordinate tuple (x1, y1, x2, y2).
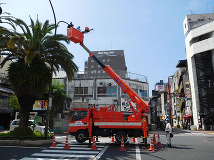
(45, 0, 57, 137)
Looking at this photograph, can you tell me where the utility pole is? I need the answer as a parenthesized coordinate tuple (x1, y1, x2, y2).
(45, 0, 56, 138)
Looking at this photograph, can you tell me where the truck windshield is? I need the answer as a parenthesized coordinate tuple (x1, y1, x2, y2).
(72, 110, 87, 121)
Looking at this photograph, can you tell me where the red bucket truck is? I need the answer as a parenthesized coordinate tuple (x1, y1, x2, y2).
(67, 24, 150, 144)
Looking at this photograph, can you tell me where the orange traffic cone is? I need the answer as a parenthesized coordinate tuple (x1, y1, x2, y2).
(119, 136, 126, 151)
(132, 137, 136, 143)
(91, 136, 98, 150)
(111, 135, 115, 142)
(63, 135, 70, 149)
(148, 138, 156, 151)
(50, 134, 57, 148)
(156, 134, 162, 147)
(153, 133, 157, 144)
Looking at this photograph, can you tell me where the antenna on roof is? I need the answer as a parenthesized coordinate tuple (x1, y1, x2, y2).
(189, 10, 193, 14)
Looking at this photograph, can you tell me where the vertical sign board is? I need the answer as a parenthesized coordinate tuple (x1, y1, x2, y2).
(121, 98, 136, 112)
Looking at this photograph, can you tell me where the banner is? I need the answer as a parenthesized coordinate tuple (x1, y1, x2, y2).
(121, 98, 136, 112)
(33, 100, 48, 110)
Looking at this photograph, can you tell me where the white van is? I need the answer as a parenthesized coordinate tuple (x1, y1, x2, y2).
(9, 119, 45, 134)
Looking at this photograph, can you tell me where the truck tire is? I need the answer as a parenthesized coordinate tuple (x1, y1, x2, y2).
(115, 131, 127, 144)
(75, 130, 88, 143)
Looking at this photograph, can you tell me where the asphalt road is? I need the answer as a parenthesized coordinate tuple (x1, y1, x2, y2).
(0, 129, 214, 160)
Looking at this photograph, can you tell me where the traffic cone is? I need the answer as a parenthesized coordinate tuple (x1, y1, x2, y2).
(90, 136, 98, 150)
(132, 137, 136, 143)
(119, 136, 126, 151)
(148, 138, 156, 151)
(111, 135, 115, 142)
(63, 135, 70, 149)
(50, 134, 57, 148)
(153, 133, 157, 144)
(156, 134, 162, 147)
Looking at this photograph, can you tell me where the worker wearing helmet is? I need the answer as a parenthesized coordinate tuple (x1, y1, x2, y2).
(165, 118, 172, 147)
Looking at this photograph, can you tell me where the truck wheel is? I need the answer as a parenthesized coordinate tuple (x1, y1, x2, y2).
(75, 130, 88, 143)
(115, 131, 127, 144)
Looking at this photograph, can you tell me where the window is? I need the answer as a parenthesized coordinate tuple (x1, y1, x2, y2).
(98, 87, 106, 94)
(72, 110, 88, 121)
(107, 86, 117, 97)
(132, 88, 138, 94)
(140, 90, 148, 100)
(97, 86, 117, 97)
(198, 19, 204, 21)
(0, 97, 9, 107)
(75, 87, 88, 94)
(91, 65, 94, 68)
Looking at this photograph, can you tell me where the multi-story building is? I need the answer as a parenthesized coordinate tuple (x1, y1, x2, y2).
(85, 50, 127, 78)
(183, 13, 214, 130)
(174, 60, 192, 129)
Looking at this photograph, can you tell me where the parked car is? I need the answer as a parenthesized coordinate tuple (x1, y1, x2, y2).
(9, 119, 45, 134)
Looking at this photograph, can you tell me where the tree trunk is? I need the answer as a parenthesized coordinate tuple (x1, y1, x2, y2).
(18, 96, 36, 129)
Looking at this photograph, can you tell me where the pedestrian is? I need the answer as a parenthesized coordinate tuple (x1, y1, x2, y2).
(165, 118, 172, 147)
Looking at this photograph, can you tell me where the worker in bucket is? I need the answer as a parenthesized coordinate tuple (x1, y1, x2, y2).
(165, 118, 172, 147)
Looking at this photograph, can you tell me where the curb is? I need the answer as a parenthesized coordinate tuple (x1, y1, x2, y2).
(0, 139, 52, 146)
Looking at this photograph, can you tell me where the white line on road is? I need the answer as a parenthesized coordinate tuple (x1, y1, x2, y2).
(93, 145, 109, 160)
(56, 143, 105, 147)
(32, 153, 95, 158)
(135, 139, 141, 160)
(20, 158, 76, 160)
(50, 146, 102, 150)
(42, 149, 99, 154)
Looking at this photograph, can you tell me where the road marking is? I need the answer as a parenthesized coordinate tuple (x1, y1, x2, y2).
(94, 145, 109, 160)
(135, 139, 141, 160)
(50, 146, 102, 150)
(42, 149, 99, 154)
(203, 140, 209, 142)
(21, 158, 71, 160)
(0, 146, 43, 149)
(32, 153, 95, 158)
(175, 132, 211, 136)
(56, 143, 105, 147)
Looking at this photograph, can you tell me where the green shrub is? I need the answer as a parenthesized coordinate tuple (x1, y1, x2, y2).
(13, 127, 33, 137)
(0, 131, 14, 137)
(176, 124, 180, 128)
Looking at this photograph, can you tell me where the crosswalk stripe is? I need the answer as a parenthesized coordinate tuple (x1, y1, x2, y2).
(42, 149, 99, 154)
(32, 153, 95, 158)
(50, 146, 102, 150)
(20, 158, 71, 160)
(56, 143, 105, 147)
(175, 133, 210, 136)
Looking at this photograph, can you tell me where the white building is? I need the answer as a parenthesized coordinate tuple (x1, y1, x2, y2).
(183, 13, 214, 130)
(69, 77, 149, 113)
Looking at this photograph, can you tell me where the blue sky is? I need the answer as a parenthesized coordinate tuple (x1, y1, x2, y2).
(2, 0, 214, 96)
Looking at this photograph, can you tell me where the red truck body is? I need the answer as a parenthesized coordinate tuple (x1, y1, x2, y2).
(67, 26, 150, 143)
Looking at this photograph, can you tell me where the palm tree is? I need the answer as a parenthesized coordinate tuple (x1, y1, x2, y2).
(0, 17, 78, 133)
